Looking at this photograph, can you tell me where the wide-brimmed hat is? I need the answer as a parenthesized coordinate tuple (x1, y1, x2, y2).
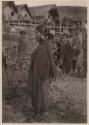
(36, 24, 44, 35)
(36, 24, 55, 40)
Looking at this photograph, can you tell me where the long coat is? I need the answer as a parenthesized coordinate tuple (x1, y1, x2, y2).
(61, 40, 73, 73)
(30, 40, 56, 112)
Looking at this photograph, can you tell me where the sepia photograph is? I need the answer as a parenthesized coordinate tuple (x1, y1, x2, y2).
(2, 0, 87, 123)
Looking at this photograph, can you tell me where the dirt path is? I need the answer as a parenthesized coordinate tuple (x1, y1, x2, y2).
(2, 75, 87, 123)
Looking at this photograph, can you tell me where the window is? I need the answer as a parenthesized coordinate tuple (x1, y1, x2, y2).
(25, 14, 27, 18)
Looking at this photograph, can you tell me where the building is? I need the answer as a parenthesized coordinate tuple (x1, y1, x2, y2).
(2, 2, 87, 40)
(29, 5, 87, 40)
(57, 6, 87, 21)
(17, 4, 32, 23)
(2, 1, 18, 22)
(29, 4, 57, 24)
(29, 4, 60, 38)
(54, 6, 87, 39)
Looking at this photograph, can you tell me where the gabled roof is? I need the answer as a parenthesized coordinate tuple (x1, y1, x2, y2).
(57, 6, 87, 20)
(17, 4, 32, 17)
(29, 4, 56, 17)
(2, 1, 17, 12)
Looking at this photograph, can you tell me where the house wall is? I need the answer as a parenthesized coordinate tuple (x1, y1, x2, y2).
(30, 5, 56, 24)
(18, 8, 32, 22)
(3, 6, 18, 21)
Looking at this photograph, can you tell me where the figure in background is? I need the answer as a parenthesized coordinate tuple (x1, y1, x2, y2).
(82, 23, 87, 74)
(72, 28, 84, 74)
(61, 33, 73, 74)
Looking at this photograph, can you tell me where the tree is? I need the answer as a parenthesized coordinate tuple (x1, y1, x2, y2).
(49, 8, 60, 25)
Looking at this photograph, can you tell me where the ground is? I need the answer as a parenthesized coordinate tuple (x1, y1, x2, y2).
(2, 74, 87, 123)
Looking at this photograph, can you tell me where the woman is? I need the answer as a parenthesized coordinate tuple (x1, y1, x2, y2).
(30, 27, 56, 115)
